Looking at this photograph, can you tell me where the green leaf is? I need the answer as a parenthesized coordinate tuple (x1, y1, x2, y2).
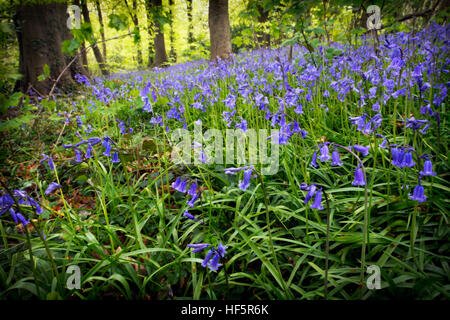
(108, 14, 128, 31)
(43, 64, 50, 77)
(62, 38, 81, 55)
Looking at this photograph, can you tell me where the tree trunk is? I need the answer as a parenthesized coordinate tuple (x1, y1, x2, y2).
(186, 0, 194, 48)
(14, 2, 86, 95)
(208, 0, 232, 61)
(133, 0, 143, 65)
(169, 0, 176, 61)
(80, 0, 109, 76)
(94, 0, 107, 59)
(80, 42, 89, 73)
(147, 0, 168, 67)
(257, 4, 270, 48)
(145, 0, 154, 67)
(125, 0, 143, 66)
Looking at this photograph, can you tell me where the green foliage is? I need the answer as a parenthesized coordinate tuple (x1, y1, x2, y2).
(108, 13, 128, 31)
(62, 23, 94, 55)
(0, 92, 23, 115)
(37, 64, 50, 82)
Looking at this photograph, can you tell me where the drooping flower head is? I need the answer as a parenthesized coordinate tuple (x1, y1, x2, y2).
(172, 178, 187, 193)
(409, 184, 427, 202)
(310, 190, 324, 210)
(44, 182, 62, 196)
(318, 144, 331, 162)
(352, 165, 366, 186)
(352, 145, 370, 157)
(420, 159, 436, 176)
(330, 149, 343, 166)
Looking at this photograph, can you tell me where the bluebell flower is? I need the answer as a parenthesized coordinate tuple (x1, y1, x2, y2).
(48, 156, 55, 170)
(44, 182, 62, 196)
(310, 150, 319, 168)
(187, 243, 210, 253)
(224, 166, 251, 175)
(420, 124, 430, 135)
(74, 149, 83, 163)
(409, 184, 427, 202)
(0, 191, 42, 224)
(187, 192, 200, 207)
(40, 154, 55, 170)
(238, 168, 252, 191)
(391, 148, 404, 167)
(217, 243, 228, 257)
(372, 101, 380, 112)
(352, 166, 365, 186)
(183, 209, 195, 220)
(188, 183, 197, 197)
(400, 152, 415, 167)
(208, 253, 222, 272)
(235, 117, 247, 132)
(86, 144, 93, 158)
(352, 145, 370, 157)
(420, 160, 436, 176)
(88, 137, 102, 146)
(331, 150, 343, 166)
(318, 144, 331, 162)
(111, 152, 120, 163)
(103, 141, 112, 157)
(172, 178, 187, 193)
(349, 114, 366, 131)
(405, 117, 428, 131)
(379, 139, 388, 149)
(201, 249, 215, 267)
(310, 190, 323, 210)
(303, 184, 317, 204)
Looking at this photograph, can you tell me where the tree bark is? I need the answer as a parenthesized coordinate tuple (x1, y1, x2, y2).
(208, 0, 232, 61)
(169, 0, 176, 61)
(14, 2, 86, 95)
(80, 0, 109, 76)
(186, 0, 194, 48)
(80, 41, 89, 72)
(125, 0, 143, 65)
(146, 0, 168, 67)
(133, 0, 143, 65)
(145, 0, 154, 67)
(94, 0, 106, 59)
(257, 4, 270, 48)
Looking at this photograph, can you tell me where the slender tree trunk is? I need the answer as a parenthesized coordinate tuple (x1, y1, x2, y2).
(133, 0, 143, 65)
(147, 0, 168, 67)
(145, 0, 154, 67)
(125, 0, 143, 66)
(80, 0, 109, 76)
(208, 0, 232, 61)
(323, 0, 330, 44)
(94, 0, 106, 59)
(80, 42, 89, 72)
(14, 2, 86, 94)
(169, 0, 176, 61)
(186, 0, 194, 48)
(257, 4, 270, 48)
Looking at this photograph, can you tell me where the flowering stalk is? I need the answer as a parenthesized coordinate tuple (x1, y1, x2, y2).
(257, 171, 292, 299)
(322, 187, 331, 300)
(329, 142, 369, 298)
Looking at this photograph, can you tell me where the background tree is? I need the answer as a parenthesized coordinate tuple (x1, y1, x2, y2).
(186, 0, 194, 48)
(124, 0, 143, 65)
(168, 0, 176, 61)
(208, 0, 232, 61)
(13, 1, 86, 95)
(79, 0, 109, 76)
(94, 0, 106, 59)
